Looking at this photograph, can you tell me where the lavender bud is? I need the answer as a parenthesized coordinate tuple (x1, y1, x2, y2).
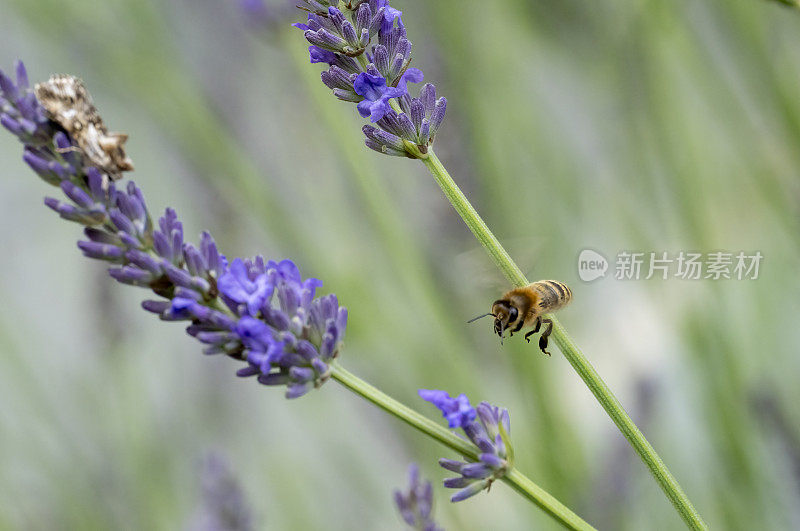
(443, 477, 471, 489)
(77, 240, 125, 262)
(285, 382, 312, 399)
(438, 459, 462, 473)
(183, 243, 206, 277)
(396, 112, 418, 142)
(419, 83, 436, 111)
(419, 120, 431, 146)
(394, 464, 442, 531)
(320, 65, 354, 90)
(429, 97, 447, 136)
(451, 480, 489, 503)
(23, 149, 61, 185)
(60, 180, 95, 208)
(365, 138, 407, 157)
(142, 300, 171, 314)
(109, 209, 137, 237)
(0, 70, 17, 100)
(109, 265, 157, 286)
(355, 3, 372, 33)
(126, 249, 164, 275)
(305, 29, 347, 52)
(86, 167, 108, 198)
(341, 21, 359, 48)
(1, 114, 23, 136)
(199, 231, 224, 277)
(362, 125, 405, 152)
(332, 88, 361, 103)
(84, 227, 120, 245)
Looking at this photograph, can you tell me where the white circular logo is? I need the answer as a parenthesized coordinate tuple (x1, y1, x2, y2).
(578, 249, 608, 282)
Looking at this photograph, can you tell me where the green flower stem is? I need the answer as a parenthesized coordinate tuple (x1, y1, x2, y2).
(420, 149, 708, 530)
(329, 362, 596, 531)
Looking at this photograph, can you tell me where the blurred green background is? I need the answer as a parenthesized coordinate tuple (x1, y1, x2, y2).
(1, 0, 799, 529)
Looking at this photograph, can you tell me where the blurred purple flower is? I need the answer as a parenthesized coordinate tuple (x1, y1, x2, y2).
(189, 453, 253, 531)
(394, 464, 443, 531)
(238, 0, 296, 31)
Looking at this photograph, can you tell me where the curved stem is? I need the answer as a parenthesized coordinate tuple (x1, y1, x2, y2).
(420, 149, 708, 530)
(329, 362, 597, 531)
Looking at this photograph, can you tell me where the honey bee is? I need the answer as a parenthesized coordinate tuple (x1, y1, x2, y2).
(34, 74, 133, 180)
(468, 280, 572, 356)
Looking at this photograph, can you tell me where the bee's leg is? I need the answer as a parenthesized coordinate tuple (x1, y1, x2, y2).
(524, 317, 541, 343)
(538, 318, 554, 356)
(509, 318, 524, 337)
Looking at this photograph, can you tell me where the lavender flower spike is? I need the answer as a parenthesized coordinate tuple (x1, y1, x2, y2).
(0, 62, 347, 400)
(291, 0, 445, 158)
(394, 464, 443, 531)
(420, 391, 513, 502)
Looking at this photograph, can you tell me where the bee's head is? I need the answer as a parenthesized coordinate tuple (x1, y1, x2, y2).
(466, 300, 519, 343)
(490, 300, 518, 338)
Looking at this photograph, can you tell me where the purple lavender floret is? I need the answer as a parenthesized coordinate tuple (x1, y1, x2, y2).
(291, 0, 446, 157)
(354, 66, 423, 123)
(420, 391, 513, 502)
(218, 258, 274, 316)
(418, 390, 476, 429)
(394, 464, 443, 531)
(1, 62, 347, 399)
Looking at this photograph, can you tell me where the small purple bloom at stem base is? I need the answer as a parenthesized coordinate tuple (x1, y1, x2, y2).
(422, 391, 513, 503)
(418, 389, 476, 429)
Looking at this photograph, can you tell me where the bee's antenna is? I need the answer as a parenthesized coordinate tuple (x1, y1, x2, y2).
(467, 312, 495, 324)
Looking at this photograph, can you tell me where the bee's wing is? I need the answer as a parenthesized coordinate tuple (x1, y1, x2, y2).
(453, 237, 544, 294)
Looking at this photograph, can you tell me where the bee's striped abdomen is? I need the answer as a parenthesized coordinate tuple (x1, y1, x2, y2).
(534, 280, 572, 312)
